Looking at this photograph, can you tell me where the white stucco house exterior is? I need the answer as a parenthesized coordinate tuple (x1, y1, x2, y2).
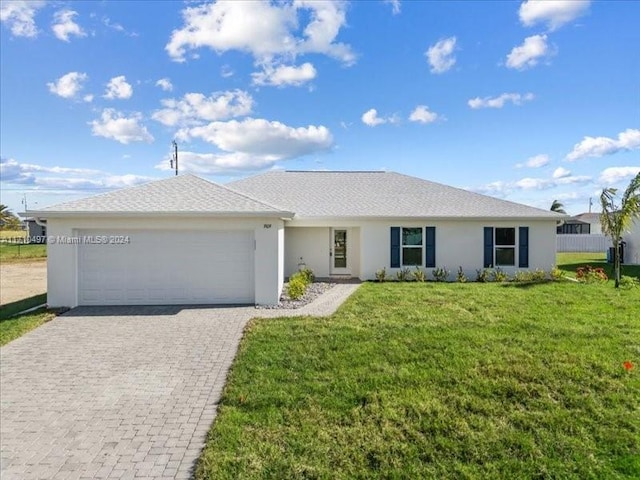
(28, 171, 564, 308)
(624, 218, 640, 265)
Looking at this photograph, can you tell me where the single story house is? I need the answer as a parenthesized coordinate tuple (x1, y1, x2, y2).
(557, 212, 602, 235)
(28, 171, 564, 307)
(24, 218, 47, 239)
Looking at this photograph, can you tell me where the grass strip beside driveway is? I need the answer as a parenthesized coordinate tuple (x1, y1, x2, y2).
(1, 294, 53, 346)
(197, 282, 639, 479)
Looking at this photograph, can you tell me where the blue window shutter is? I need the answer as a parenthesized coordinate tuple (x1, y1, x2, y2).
(425, 226, 436, 268)
(390, 227, 400, 268)
(519, 226, 529, 268)
(484, 227, 494, 268)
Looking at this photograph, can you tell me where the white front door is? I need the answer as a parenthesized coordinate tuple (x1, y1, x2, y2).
(330, 228, 350, 275)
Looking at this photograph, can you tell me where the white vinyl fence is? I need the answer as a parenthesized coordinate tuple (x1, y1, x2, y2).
(556, 234, 608, 252)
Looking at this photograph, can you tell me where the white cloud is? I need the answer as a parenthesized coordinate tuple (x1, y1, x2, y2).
(519, 0, 590, 31)
(104, 75, 133, 100)
(475, 171, 591, 196)
(179, 118, 332, 160)
(566, 128, 640, 161)
(166, 1, 354, 66)
(102, 16, 137, 37)
(552, 166, 571, 179)
(155, 151, 284, 174)
(426, 37, 456, 74)
(408, 105, 439, 124)
(0, 0, 45, 38)
(90, 109, 154, 144)
(0, 157, 153, 191)
(252, 62, 317, 87)
(516, 154, 550, 168)
(221, 65, 234, 78)
(506, 34, 551, 70)
(468, 92, 534, 109)
(152, 90, 253, 127)
(598, 166, 640, 185)
(384, 0, 401, 15)
(361, 109, 387, 127)
(83, 94, 94, 103)
(515, 174, 591, 190)
(155, 78, 173, 92)
(52, 9, 85, 42)
(47, 72, 88, 99)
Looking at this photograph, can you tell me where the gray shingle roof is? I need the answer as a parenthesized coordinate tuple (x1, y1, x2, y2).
(229, 170, 564, 219)
(31, 174, 291, 217)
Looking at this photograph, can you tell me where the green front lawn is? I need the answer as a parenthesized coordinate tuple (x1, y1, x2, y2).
(0, 294, 53, 346)
(198, 282, 639, 479)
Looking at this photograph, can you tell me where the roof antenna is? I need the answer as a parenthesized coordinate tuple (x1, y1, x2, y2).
(169, 140, 178, 176)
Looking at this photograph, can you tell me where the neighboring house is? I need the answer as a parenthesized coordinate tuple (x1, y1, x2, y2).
(25, 218, 47, 239)
(28, 171, 564, 307)
(557, 218, 591, 234)
(558, 212, 602, 234)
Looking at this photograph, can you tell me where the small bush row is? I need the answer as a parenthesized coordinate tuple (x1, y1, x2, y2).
(287, 268, 315, 300)
(375, 266, 564, 284)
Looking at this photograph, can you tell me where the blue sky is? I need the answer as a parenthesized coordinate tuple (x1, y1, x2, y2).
(1, 0, 638, 216)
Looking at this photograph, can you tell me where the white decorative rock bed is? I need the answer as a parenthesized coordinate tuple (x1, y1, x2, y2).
(256, 282, 334, 309)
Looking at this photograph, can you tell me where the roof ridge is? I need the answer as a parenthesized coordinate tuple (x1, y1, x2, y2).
(193, 174, 290, 212)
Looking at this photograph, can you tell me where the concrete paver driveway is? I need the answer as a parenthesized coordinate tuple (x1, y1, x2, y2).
(0, 306, 255, 480)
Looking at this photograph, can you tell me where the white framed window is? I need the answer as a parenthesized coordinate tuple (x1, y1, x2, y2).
(402, 227, 423, 266)
(495, 227, 515, 266)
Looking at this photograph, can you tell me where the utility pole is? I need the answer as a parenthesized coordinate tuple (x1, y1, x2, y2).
(588, 197, 593, 213)
(21, 193, 28, 213)
(169, 140, 178, 176)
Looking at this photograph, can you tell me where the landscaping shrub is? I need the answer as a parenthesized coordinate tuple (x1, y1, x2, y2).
(491, 267, 509, 282)
(619, 275, 639, 289)
(413, 267, 426, 282)
(299, 267, 315, 284)
(432, 267, 450, 282)
(456, 266, 467, 283)
(287, 268, 315, 300)
(550, 266, 563, 281)
(475, 268, 490, 283)
(396, 267, 412, 282)
(287, 274, 307, 300)
(576, 265, 608, 283)
(531, 268, 547, 282)
(375, 268, 388, 283)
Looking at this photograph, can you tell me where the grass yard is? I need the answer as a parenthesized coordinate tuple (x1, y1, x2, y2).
(0, 294, 53, 346)
(0, 230, 26, 240)
(0, 242, 47, 262)
(557, 252, 640, 280)
(198, 282, 639, 479)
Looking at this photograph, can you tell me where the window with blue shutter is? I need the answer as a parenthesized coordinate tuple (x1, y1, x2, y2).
(484, 227, 494, 268)
(519, 226, 529, 268)
(390, 227, 400, 268)
(425, 226, 436, 268)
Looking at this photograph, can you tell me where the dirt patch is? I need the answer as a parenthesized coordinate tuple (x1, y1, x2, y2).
(0, 260, 47, 305)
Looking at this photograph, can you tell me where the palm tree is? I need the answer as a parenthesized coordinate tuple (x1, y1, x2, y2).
(0, 204, 17, 229)
(550, 199, 567, 214)
(600, 172, 640, 288)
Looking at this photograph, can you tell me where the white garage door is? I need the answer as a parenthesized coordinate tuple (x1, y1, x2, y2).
(77, 230, 254, 305)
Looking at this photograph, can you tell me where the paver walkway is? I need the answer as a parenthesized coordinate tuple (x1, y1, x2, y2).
(1, 284, 360, 480)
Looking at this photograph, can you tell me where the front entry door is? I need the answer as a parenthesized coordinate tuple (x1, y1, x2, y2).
(331, 229, 350, 275)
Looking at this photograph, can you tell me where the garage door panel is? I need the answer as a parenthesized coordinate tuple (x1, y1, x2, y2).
(78, 230, 254, 305)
